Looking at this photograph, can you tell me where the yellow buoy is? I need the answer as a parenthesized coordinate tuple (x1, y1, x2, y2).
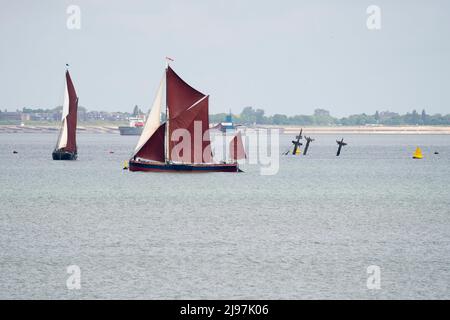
(123, 160, 129, 170)
(295, 148, 301, 155)
(412, 147, 423, 159)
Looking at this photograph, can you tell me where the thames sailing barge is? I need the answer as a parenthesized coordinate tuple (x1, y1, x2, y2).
(128, 65, 245, 172)
(52, 69, 78, 160)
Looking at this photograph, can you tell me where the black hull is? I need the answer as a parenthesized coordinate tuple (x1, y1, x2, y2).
(118, 127, 143, 136)
(52, 150, 77, 160)
(129, 159, 239, 173)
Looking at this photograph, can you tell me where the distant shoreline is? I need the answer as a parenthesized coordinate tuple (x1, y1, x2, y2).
(276, 125, 450, 135)
(1, 124, 450, 134)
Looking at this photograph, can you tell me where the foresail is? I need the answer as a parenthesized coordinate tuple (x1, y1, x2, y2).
(133, 74, 164, 155)
(135, 123, 166, 162)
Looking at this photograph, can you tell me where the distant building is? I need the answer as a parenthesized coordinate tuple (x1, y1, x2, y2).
(29, 112, 59, 121)
(0, 111, 22, 122)
(2, 107, 132, 123)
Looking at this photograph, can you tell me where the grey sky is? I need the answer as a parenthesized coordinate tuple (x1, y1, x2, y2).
(1, 0, 449, 117)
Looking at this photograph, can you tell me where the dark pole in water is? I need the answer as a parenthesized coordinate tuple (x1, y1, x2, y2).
(303, 136, 314, 155)
(336, 138, 347, 156)
(291, 129, 303, 155)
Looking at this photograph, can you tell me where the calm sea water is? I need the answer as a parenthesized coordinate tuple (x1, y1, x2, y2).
(0, 132, 449, 299)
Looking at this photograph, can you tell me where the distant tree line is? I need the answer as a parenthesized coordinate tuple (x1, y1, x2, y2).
(3, 105, 449, 126)
(21, 106, 87, 113)
(210, 107, 450, 126)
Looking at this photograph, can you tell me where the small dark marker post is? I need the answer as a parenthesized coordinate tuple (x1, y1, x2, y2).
(336, 138, 347, 156)
(291, 129, 303, 155)
(303, 136, 314, 155)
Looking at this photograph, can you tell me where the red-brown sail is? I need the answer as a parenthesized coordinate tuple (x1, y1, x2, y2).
(168, 96, 212, 163)
(64, 70, 78, 152)
(166, 66, 206, 119)
(134, 123, 166, 162)
(230, 132, 246, 160)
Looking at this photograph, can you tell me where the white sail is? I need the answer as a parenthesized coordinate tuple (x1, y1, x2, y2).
(133, 74, 165, 155)
(57, 81, 70, 149)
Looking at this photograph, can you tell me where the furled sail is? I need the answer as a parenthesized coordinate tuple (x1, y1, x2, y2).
(133, 74, 165, 158)
(56, 71, 78, 152)
(230, 132, 246, 161)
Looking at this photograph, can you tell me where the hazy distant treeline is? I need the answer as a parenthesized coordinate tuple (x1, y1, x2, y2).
(3, 106, 450, 126)
(211, 107, 450, 126)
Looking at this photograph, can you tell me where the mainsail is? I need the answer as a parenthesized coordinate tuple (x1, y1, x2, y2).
(56, 70, 78, 152)
(166, 66, 212, 163)
(132, 66, 213, 164)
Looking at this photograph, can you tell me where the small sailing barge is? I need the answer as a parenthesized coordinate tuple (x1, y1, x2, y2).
(52, 68, 79, 160)
(129, 64, 245, 173)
